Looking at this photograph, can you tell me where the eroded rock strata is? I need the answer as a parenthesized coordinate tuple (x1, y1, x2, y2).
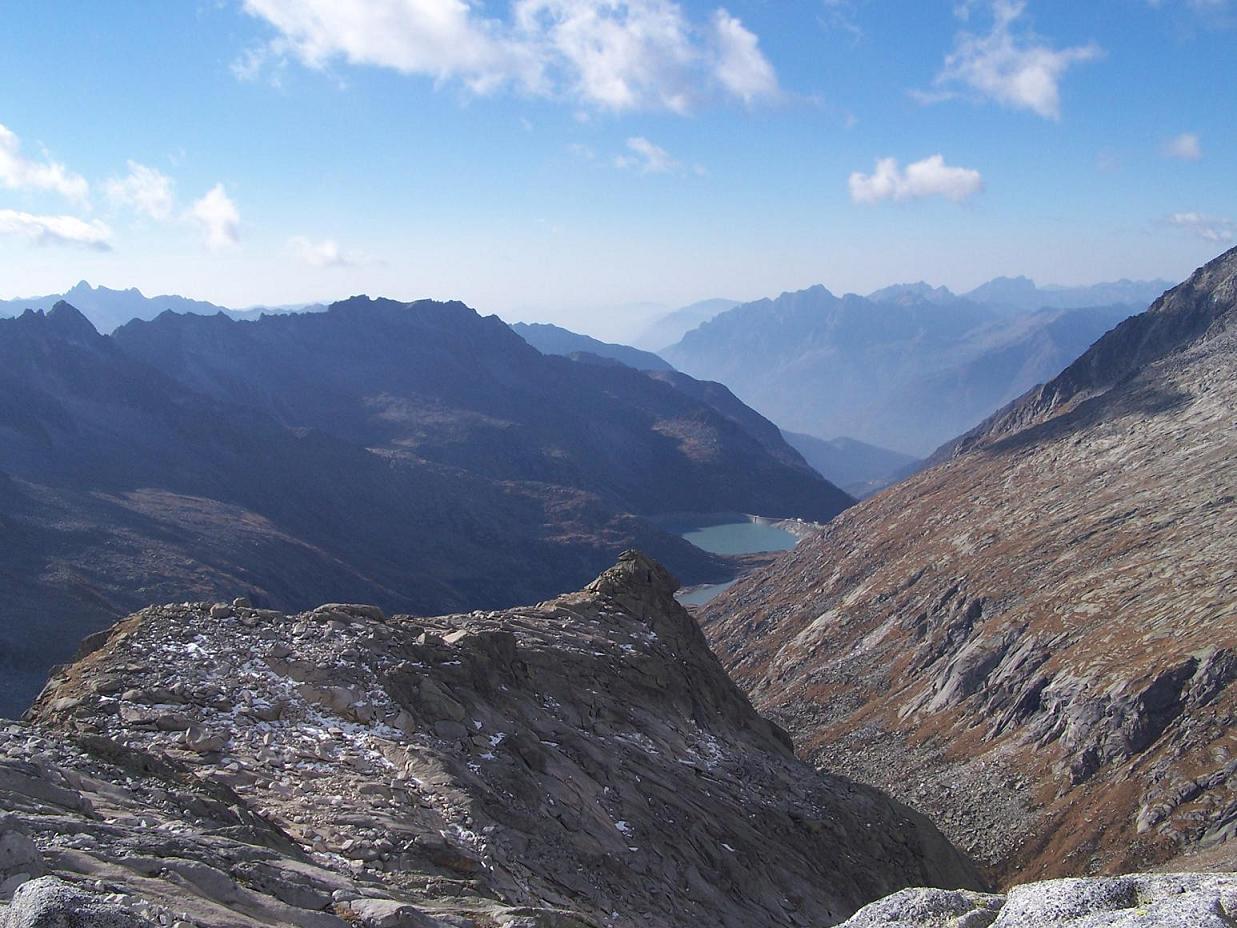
(701, 247, 1237, 882)
(1, 552, 977, 927)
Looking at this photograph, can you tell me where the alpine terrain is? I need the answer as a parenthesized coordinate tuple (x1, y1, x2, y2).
(0, 553, 978, 927)
(700, 248, 1237, 884)
(663, 279, 1168, 455)
(0, 297, 849, 716)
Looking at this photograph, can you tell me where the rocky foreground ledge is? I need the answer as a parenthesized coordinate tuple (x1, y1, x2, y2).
(1, 552, 976, 928)
(838, 873, 1237, 927)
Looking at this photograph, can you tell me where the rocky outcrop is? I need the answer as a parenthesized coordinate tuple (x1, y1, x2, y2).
(839, 873, 1237, 927)
(701, 247, 1237, 883)
(1, 552, 979, 928)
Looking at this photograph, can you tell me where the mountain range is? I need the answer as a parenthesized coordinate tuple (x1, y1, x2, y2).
(0, 298, 848, 716)
(664, 278, 1171, 455)
(0, 281, 323, 334)
(700, 247, 1237, 883)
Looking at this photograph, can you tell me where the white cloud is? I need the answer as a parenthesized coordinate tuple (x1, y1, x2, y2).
(105, 161, 176, 220)
(1167, 211, 1234, 243)
(0, 209, 111, 249)
(567, 142, 597, 161)
(710, 9, 779, 104)
(0, 123, 90, 203)
(1162, 132, 1202, 161)
(189, 184, 240, 250)
(615, 136, 678, 174)
(289, 235, 368, 267)
(238, 0, 778, 112)
(849, 155, 984, 204)
(924, 0, 1101, 120)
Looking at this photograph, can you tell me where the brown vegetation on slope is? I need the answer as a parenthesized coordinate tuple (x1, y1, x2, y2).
(701, 248, 1237, 885)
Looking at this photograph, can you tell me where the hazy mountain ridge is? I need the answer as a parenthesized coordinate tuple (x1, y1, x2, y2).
(514, 316, 912, 494)
(699, 249, 1237, 883)
(631, 298, 741, 351)
(664, 281, 1149, 455)
(781, 432, 919, 498)
(510, 321, 674, 371)
(0, 281, 323, 335)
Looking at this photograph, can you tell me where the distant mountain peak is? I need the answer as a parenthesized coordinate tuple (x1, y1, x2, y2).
(867, 281, 958, 305)
(31, 301, 103, 343)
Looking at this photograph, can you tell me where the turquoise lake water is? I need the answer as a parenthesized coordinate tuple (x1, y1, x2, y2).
(662, 514, 801, 606)
(679, 520, 798, 556)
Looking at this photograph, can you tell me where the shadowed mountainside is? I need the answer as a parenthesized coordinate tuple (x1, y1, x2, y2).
(0, 298, 849, 716)
(511, 321, 674, 371)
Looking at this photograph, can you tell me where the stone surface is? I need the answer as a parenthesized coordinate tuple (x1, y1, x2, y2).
(3, 552, 979, 928)
(2, 876, 148, 928)
(701, 247, 1237, 883)
(839, 873, 1237, 927)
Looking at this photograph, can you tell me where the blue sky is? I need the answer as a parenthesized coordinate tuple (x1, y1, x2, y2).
(0, 0, 1233, 336)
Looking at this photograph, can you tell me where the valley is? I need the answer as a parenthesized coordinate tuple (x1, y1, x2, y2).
(1, 7, 1233, 925)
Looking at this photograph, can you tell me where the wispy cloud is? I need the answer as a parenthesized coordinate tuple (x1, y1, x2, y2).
(189, 183, 240, 250)
(238, 0, 779, 113)
(849, 155, 984, 204)
(1162, 132, 1202, 161)
(918, 0, 1101, 120)
(0, 209, 112, 249)
(1167, 211, 1234, 243)
(615, 136, 678, 174)
(288, 235, 373, 267)
(0, 123, 90, 204)
(105, 161, 176, 220)
(710, 9, 779, 105)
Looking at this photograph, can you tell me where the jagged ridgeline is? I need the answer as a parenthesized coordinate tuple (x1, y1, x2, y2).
(0, 297, 850, 716)
(702, 246, 1237, 883)
(5, 553, 977, 927)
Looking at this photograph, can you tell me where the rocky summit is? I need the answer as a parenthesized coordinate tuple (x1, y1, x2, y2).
(1, 552, 978, 928)
(701, 247, 1237, 884)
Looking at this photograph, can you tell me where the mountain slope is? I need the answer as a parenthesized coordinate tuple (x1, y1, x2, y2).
(0, 298, 848, 715)
(700, 248, 1237, 884)
(10, 552, 980, 928)
(511, 321, 674, 371)
(112, 298, 848, 521)
(663, 286, 1142, 455)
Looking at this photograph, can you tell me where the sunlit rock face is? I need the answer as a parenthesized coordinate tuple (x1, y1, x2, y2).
(702, 247, 1237, 884)
(4, 552, 978, 928)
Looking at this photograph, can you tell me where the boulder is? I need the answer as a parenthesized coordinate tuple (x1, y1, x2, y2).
(2, 877, 147, 928)
(837, 887, 1003, 927)
(838, 874, 1237, 928)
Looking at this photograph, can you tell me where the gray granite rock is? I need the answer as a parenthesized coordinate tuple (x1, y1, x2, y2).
(839, 874, 1237, 928)
(2, 877, 147, 928)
